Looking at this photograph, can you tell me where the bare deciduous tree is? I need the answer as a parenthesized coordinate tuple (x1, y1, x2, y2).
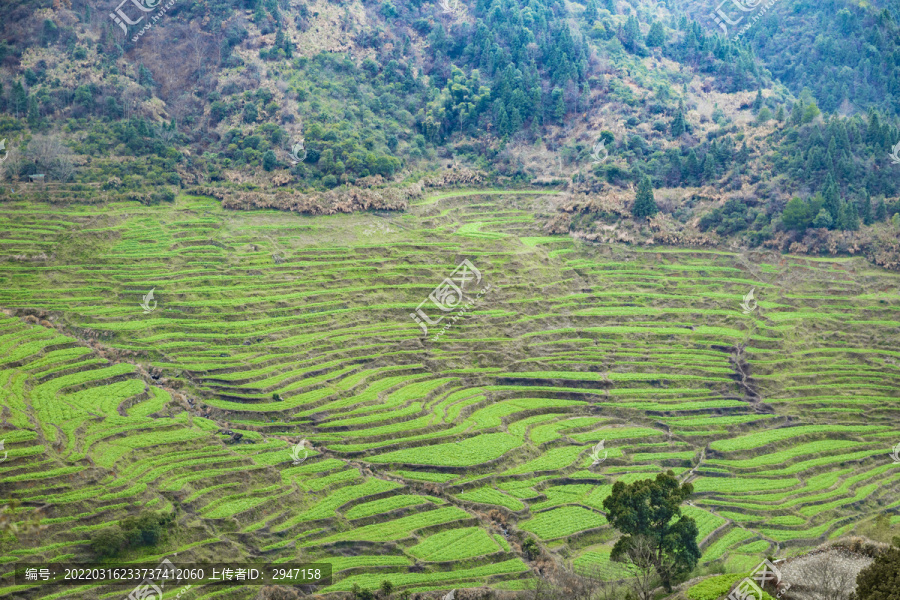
(790, 550, 863, 600)
(2, 147, 24, 181)
(122, 86, 144, 120)
(183, 23, 209, 76)
(529, 563, 623, 600)
(622, 535, 659, 600)
(26, 135, 66, 171)
(55, 153, 77, 183)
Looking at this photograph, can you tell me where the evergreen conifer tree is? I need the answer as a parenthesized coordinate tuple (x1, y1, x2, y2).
(632, 176, 659, 218)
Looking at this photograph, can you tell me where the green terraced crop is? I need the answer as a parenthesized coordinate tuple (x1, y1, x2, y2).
(701, 527, 756, 562)
(456, 487, 525, 511)
(368, 433, 521, 467)
(692, 477, 801, 494)
(275, 479, 402, 530)
(520, 506, 606, 540)
(325, 555, 411, 573)
(323, 558, 529, 592)
(710, 425, 888, 453)
(1, 194, 898, 592)
(572, 548, 632, 579)
(345, 495, 437, 519)
(407, 527, 501, 561)
(304, 506, 471, 545)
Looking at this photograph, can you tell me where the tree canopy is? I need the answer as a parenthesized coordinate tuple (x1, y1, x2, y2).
(602, 470, 700, 591)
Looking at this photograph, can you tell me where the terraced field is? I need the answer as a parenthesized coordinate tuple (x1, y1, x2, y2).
(0, 191, 899, 598)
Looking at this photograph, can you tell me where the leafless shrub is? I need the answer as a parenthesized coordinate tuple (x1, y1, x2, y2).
(529, 564, 622, 600)
(782, 548, 871, 600)
(24, 135, 77, 181)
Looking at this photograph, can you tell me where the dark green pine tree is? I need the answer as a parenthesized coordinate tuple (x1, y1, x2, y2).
(822, 173, 841, 226)
(671, 103, 686, 137)
(584, 0, 599, 24)
(27, 96, 40, 127)
(497, 106, 510, 135)
(508, 107, 523, 135)
(775, 105, 785, 123)
(632, 176, 659, 218)
(702, 153, 717, 183)
(10, 81, 27, 118)
(752, 89, 763, 112)
(867, 110, 882, 145)
(846, 199, 860, 230)
(836, 201, 859, 231)
(551, 88, 566, 122)
(621, 15, 642, 53)
(860, 193, 873, 226)
(873, 196, 887, 222)
(646, 21, 666, 47)
(790, 102, 803, 126)
(684, 149, 701, 186)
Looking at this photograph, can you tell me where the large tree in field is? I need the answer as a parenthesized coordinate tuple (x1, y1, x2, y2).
(602, 470, 700, 592)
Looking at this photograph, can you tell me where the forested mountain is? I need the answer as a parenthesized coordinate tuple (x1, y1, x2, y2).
(1, 0, 899, 265)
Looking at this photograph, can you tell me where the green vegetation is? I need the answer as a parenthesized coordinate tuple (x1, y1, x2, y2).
(850, 536, 900, 600)
(603, 471, 700, 591)
(89, 511, 175, 558)
(0, 187, 897, 595)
